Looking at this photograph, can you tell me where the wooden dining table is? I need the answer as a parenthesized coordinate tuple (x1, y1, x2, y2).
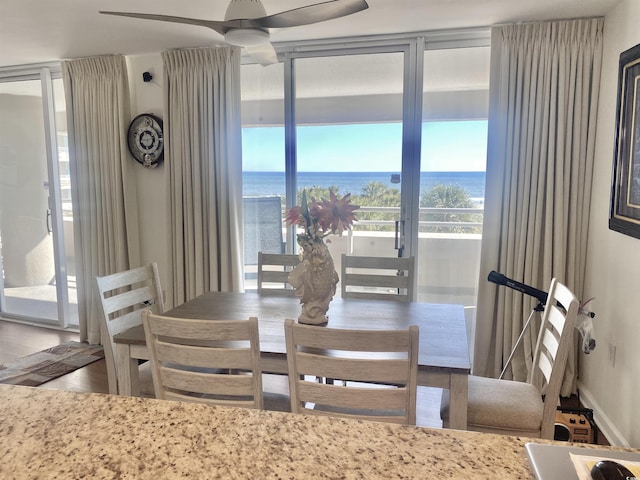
(112, 291, 471, 429)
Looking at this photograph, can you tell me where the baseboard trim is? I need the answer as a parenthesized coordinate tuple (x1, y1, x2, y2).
(577, 381, 630, 448)
(0, 316, 80, 334)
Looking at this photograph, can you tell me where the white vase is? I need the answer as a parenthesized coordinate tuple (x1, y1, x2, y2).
(288, 241, 339, 325)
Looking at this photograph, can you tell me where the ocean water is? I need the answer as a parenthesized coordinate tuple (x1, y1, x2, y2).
(243, 171, 486, 201)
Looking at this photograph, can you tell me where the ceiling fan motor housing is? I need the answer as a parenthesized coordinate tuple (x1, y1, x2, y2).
(224, 0, 270, 47)
(224, 0, 267, 21)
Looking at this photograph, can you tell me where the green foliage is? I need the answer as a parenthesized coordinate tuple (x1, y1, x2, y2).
(289, 181, 481, 234)
(297, 186, 342, 204)
(356, 182, 400, 206)
(420, 184, 482, 233)
(351, 182, 400, 232)
(421, 183, 474, 208)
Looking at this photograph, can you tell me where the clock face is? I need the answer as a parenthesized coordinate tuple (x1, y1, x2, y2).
(127, 114, 164, 168)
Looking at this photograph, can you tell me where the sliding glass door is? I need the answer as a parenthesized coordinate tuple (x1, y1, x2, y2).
(0, 66, 77, 327)
(291, 50, 406, 274)
(241, 61, 286, 289)
(241, 32, 490, 303)
(416, 45, 490, 305)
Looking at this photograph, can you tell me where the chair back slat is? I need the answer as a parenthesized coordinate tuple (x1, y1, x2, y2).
(101, 286, 157, 316)
(537, 350, 553, 382)
(97, 264, 159, 291)
(291, 323, 412, 352)
(296, 353, 410, 383)
(548, 308, 566, 335)
(541, 327, 559, 355)
(155, 343, 253, 370)
(160, 369, 255, 396)
(297, 382, 409, 410)
(163, 391, 256, 408)
(301, 408, 408, 424)
(148, 317, 253, 341)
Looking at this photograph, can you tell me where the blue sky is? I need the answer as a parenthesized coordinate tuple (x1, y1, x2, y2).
(242, 120, 488, 172)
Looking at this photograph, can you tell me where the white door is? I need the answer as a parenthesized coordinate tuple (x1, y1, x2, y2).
(0, 67, 77, 327)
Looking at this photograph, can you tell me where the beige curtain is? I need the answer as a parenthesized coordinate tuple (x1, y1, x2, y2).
(162, 46, 244, 307)
(62, 55, 140, 344)
(474, 18, 603, 396)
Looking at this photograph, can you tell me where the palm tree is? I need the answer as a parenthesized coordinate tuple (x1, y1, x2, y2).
(420, 184, 481, 233)
(352, 182, 400, 232)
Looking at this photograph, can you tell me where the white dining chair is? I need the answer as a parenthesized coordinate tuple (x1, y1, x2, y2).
(341, 254, 415, 302)
(95, 263, 164, 396)
(440, 278, 579, 438)
(285, 318, 419, 425)
(142, 312, 290, 412)
(257, 252, 300, 296)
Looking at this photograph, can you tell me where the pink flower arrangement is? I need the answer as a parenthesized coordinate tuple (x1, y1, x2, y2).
(284, 189, 359, 247)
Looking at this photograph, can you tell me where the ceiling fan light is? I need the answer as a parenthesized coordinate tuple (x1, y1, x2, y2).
(225, 28, 270, 47)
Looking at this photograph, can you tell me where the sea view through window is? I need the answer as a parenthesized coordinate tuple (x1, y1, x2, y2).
(242, 121, 487, 206)
(243, 171, 485, 207)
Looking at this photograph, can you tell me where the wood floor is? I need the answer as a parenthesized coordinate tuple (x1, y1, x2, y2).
(0, 320, 110, 394)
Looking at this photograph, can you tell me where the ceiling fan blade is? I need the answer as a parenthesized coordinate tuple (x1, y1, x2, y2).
(250, 0, 368, 29)
(245, 43, 278, 66)
(99, 11, 238, 36)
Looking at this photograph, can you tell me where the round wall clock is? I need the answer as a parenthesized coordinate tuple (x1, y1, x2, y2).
(127, 113, 164, 168)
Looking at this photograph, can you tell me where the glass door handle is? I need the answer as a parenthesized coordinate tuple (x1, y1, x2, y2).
(394, 220, 405, 255)
(46, 208, 52, 234)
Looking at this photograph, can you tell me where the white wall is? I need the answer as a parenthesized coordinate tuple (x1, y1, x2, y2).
(125, 54, 172, 306)
(581, 0, 640, 448)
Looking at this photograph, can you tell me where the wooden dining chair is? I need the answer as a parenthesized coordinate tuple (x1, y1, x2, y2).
(142, 312, 290, 411)
(95, 263, 164, 396)
(257, 252, 300, 296)
(284, 318, 419, 425)
(341, 254, 415, 302)
(440, 278, 579, 438)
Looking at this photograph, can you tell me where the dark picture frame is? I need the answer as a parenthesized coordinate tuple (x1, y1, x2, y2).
(610, 43, 640, 239)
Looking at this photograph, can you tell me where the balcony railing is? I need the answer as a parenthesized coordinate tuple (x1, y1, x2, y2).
(244, 202, 484, 308)
(353, 206, 484, 231)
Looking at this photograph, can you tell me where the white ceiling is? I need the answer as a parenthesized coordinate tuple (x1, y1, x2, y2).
(0, 0, 622, 69)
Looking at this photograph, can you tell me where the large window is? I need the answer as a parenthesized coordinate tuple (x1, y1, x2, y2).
(241, 32, 490, 308)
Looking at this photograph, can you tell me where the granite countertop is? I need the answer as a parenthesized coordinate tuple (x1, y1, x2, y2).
(0, 384, 576, 479)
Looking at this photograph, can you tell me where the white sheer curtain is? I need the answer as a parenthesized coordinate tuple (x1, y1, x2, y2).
(162, 46, 244, 307)
(474, 18, 603, 395)
(62, 55, 140, 344)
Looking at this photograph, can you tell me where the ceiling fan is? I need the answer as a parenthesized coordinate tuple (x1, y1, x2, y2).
(100, 0, 369, 66)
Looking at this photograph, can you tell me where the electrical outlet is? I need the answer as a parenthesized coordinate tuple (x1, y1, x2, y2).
(608, 343, 617, 368)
